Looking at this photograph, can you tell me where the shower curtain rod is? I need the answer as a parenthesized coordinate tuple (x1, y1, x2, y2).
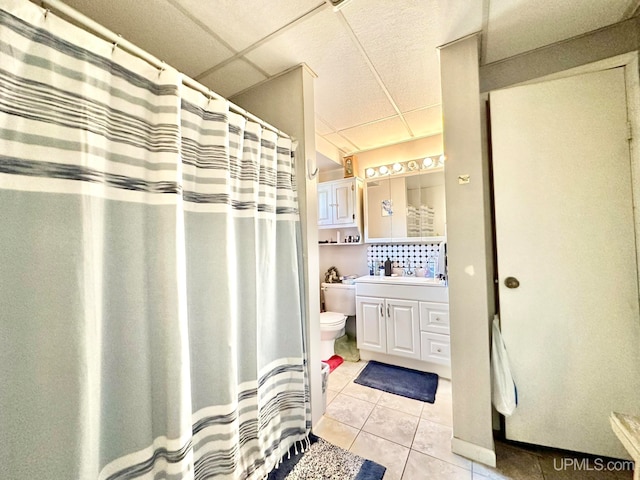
(39, 0, 291, 139)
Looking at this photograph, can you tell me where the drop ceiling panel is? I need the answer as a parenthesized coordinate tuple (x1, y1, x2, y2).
(322, 133, 360, 153)
(339, 116, 411, 152)
(62, 0, 234, 77)
(315, 116, 334, 136)
(341, 0, 483, 112)
(198, 60, 267, 99)
(245, 8, 396, 130)
(171, 0, 324, 52)
(485, 0, 631, 63)
(404, 105, 442, 138)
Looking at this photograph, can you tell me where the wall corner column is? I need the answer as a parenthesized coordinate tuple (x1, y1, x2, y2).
(439, 34, 496, 466)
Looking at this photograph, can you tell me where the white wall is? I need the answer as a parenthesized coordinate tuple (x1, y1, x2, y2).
(230, 66, 324, 428)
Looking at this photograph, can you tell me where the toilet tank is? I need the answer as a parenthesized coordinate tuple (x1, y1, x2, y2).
(322, 282, 356, 315)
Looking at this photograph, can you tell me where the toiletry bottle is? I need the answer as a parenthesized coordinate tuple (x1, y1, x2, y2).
(384, 257, 392, 276)
(378, 262, 385, 277)
(368, 262, 374, 276)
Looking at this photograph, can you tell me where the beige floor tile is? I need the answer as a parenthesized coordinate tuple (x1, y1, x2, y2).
(341, 381, 384, 403)
(327, 369, 353, 391)
(313, 416, 359, 450)
(325, 388, 338, 405)
(324, 393, 375, 429)
(421, 392, 453, 427)
(362, 405, 419, 447)
(472, 442, 544, 480)
(412, 418, 472, 470)
(438, 378, 453, 395)
(402, 450, 472, 480)
(377, 392, 424, 417)
(335, 360, 368, 378)
(350, 431, 410, 480)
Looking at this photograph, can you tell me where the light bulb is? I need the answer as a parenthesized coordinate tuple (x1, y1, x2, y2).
(439, 154, 446, 164)
(379, 165, 389, 175)
(393, 162, 403, 172)
(422, 157, 434, 168)
(366, 167, 376, 178)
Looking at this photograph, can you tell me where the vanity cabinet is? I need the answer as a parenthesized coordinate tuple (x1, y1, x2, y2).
(356, 296, 420, 359)
(364, 168, 446, 243)
(318, 177, 362, 228)
(355, 277, 450, 370)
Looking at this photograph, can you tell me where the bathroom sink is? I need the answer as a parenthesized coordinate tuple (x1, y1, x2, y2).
(355, 275, 448, 302)
(355, 275, 446, 286)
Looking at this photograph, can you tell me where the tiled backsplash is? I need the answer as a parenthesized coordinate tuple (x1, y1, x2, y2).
(367, 243, 443, 270)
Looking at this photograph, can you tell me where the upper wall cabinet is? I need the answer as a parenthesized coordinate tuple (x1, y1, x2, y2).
(364, 169, 446, 243)
(318, 177, 363, 229)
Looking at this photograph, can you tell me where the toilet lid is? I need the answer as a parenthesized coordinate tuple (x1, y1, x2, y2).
(320, 311, 346, 326)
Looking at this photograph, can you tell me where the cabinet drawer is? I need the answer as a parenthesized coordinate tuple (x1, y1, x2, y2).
(419, 302, 450, 334)
(420, 332, 450, 365)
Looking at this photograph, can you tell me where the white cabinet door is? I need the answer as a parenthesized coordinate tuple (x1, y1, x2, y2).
(386, 299, 420, 360)
(317, 182, 332, 226)
(333, 181, 354, 225)
(356, 296, 386, 353)
(492, 66, 640, 458)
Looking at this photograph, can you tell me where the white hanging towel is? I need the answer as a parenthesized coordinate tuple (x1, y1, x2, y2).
(437, 241, 447, 276)
(491, 315, 518, 416)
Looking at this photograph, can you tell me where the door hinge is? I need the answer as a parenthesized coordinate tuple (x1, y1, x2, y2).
(351, 184, 354, 191)
(627, 121, 633, 142)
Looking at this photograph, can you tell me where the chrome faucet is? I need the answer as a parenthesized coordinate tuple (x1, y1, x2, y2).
(404, 260, 415, 276)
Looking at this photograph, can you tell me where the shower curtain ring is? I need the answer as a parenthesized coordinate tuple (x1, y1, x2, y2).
(43, 8, 50, 19)
(207, 90, 213, 107)
(158, 61, 166, 79)
(112, 34, 122, 54)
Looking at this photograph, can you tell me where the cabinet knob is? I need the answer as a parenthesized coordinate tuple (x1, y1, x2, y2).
(435, 317, 440, 322)
(436, 348, 442, 353)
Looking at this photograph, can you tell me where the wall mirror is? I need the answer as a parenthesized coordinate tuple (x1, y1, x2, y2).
(363, 168, 446, 243)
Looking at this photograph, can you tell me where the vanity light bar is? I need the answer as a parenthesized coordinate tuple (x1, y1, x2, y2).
(365, 155, 446, 178)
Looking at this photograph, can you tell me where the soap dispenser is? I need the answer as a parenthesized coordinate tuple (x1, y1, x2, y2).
(384, 257, 392, 276)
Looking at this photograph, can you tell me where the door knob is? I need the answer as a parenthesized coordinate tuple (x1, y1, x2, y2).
(504, 277, 520, 289)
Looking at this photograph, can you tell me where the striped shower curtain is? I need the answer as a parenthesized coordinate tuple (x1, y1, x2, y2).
(0, 1, 310, 479)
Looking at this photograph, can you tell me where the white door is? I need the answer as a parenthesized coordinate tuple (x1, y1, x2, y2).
(491, 66, 640, 458)
(333, 181, 354, 225)
(317, 183, 332, 226)
(356, 296, 386, 353)
(386, 299, 420, 359)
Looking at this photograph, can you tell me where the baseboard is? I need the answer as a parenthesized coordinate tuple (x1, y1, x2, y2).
(451, 436, 496, 467)
(359, 350, 451, 379)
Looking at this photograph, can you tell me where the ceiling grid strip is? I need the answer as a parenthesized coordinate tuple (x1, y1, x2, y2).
(334, 11, 414, 139)
(192, 2, 327, 82)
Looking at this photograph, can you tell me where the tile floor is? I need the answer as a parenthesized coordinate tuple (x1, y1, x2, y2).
(314, 360, 634, 480)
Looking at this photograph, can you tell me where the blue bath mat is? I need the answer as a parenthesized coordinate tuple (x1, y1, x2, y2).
(354, 360, 439, 403)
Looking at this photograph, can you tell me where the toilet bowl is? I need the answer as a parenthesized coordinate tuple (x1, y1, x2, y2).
(320, 311, 347, 360)
(320, 282, 356, 361)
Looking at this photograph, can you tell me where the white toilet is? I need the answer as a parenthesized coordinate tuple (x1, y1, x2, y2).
(320, 282, 356, 361)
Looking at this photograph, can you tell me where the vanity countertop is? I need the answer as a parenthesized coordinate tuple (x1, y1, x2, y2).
(355, 275, 447, 287)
